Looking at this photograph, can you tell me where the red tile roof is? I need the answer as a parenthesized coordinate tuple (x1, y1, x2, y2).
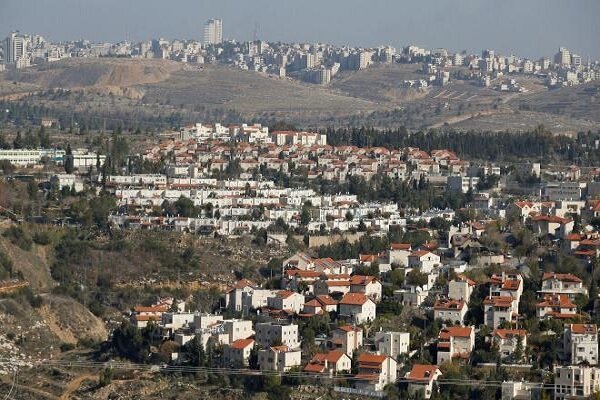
(390, 243, 411, 251)
(542, 272, 583, 283)
(484, 296, 514, 307)
(408, 364, 441, 381)
(570, 324, 597, 335)
(493, 329, 527, 339)
(536, 294, 576, 309)
(339, 293, 369, 306)
(230, 338, 254, 350)
(434, 299, 466, 310)
(438, 326, 473, 339)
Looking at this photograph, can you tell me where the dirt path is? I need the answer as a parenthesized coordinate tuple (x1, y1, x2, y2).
(428, 109, 509, 128)
(16, 384, 59, 399)
(59, 374, 96, 400)
(37, 304, 78, 344)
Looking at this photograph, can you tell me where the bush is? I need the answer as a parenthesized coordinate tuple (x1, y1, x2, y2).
(60, 343, 75, 352)
(3, 226, 33, 251)
(32, 231, 51, 245)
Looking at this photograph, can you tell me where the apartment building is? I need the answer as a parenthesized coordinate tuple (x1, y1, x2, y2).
(564, 324, 598, 365)
(554, 366, 600, 400)
(258, 345, 302, 372)
(254, 322, 300, 349)
(375, 331, 410, 359)
(436, 326, 475, 364)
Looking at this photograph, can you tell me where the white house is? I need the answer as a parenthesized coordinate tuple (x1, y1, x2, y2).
(406, 364, 442, 399)
(448, 274, 476, 303)
(255, 322, 300, 349)
(484, 296, 516, 329)
(224, 338, 255, 367)
(258, 345, 302, 372)
(389, 243, 412, 266)
(436, 326, 475, 364)
(492, 329, 527, 360)
(350, 275, 382, 302)
(355, 353, 398, 392)
(564, 324, 598, 365)
(267, 290, 305, 314)
(375, 331, 410, 359)
(408, 251, 441, 274)
(331, 325, 363, 357)
(338, 293, 377, 324)
(554, 366, 600, 400)
(536, 294, 577, 319)
(303, 350, 351, 374)
(540, 272, 588, 299)
(433, 299, 467, 324)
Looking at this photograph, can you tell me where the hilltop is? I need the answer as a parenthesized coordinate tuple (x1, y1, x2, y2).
(1, 58, 599, 133)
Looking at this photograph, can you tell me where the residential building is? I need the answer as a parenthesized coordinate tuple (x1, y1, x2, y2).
(493, 329, 527, 360)
(374, 331, 410, 359)
(406, 364, 442, 399)
(203, 19, 223, 45)
(254, 322, 300, 349)
(564, 324, 598, 365)
(554, 366, 600, 400)
(447, 176, 479, 193)
(433, 299, 468, 324)
(408, 251, 441, 274)
(224, 338, 254, 367)
(258, 345, 302, 372)
(355, 353, 397, 392)
(448, 274, 476, 303)
(484, 296, 516, 329)
(267, 290, 305, 313)
(349, 275, 382, 302)
(303, 350, 351, 374)
(331, 325, 363, 357)
(536, 294, 577, 319)
(539, 273, 588, 299)
(338, 293, 377, 324)
(436, 326, 475, 364)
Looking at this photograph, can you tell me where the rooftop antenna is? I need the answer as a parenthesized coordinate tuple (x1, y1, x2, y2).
(253, 22, 260, 42)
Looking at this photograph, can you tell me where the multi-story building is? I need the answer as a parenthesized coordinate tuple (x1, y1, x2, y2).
(554, 47, 571, 67)
(330, 325, 363, 357)
(406, 364, 442, 399)
(223, 338, 254, 367)
(267, 290, 305, 314)
(433, 299, 468, 324)
(540, 273, 588, 299)
(203, 19, 223, 45)
(254, 322, 300, 349)
(554, 366, 600, 400)
(448, 275, 476, 303)
(258, 345, 302, 372)
(436, 326, 475, 364)
(484, 296, 516, 329)
(564, 324, 598, 365)
(303, 350, 351, 374)
(355, 353, 397, 392)
(536, 294, 577, 319)
(447, 176, 480, 193)
(492, 329, 527, 360)
(338, 293, 377, 324)
(375, 331, 410, 359)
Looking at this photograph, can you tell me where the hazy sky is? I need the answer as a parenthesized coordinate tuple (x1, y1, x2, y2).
(1, 0, 599, 60)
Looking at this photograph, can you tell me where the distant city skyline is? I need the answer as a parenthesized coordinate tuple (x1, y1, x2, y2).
(1, 0, 599, 60)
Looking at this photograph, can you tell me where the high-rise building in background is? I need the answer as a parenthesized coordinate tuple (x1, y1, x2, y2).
(555, 47, 571, 67)
(4, 32, 28, 64)
(203, 19, 223, 45)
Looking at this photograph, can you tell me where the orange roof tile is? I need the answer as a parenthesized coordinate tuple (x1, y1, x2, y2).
(408, 364, 441, 381)
(230, 338, 254, 350)
(339, 293, 369, 306)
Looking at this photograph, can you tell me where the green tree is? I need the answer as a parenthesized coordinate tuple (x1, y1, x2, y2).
(64, 144, 74, 173)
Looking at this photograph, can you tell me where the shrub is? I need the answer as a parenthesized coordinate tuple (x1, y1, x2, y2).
(3, 226, 33, 251)
(60, 343, 75, 352)
(32, 231, 51, 245)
